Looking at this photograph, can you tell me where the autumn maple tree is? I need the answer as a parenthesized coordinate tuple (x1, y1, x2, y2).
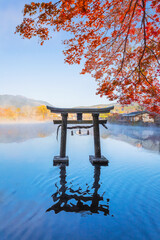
(16, 0, 160, 113)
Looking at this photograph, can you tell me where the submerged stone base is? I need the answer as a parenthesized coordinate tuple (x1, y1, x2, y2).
(89, 155, 109, 166)
(53, 156, 69, 166)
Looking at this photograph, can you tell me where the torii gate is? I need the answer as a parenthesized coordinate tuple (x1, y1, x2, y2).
(47, 106, 114, 165)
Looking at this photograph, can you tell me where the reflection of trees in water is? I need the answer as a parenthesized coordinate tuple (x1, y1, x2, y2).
(101, 125, 160, 153)
(46, 165, 110, 216)
(0, 123, 55, 143)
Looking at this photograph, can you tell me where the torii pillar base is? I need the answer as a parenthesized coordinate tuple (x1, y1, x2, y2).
(53, 156, 69, 166)
(89, 155, 109, 166)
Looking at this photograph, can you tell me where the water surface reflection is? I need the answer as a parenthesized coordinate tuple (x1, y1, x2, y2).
(0, 123, 159, 153)
(0, 123, 160, 240)
(47, 164, 110, 215)
(101, 124, 160, 153)
(0, 123, 55, 143)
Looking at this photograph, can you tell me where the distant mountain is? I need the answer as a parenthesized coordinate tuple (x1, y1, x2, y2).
(0, 95, 53, 108)
(74, 103, 117, 108)
(74, 103, 141, 114)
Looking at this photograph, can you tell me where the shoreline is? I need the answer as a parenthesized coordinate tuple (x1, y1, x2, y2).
(0, 120, 159, 128)
(108, 121, 160, 127)
(0, 120, 52, 124)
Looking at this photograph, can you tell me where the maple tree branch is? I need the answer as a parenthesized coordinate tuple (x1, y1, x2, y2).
(138, 0, 147, 77)
(148, 38, 158, 44)
(145, 13, 158, 23)
(146, 46, 160, 65)
(139, 68, 152, 86)
(97, 39, 126, 70)
(119, 0, 133, 27)
(117, 0, 138, 76)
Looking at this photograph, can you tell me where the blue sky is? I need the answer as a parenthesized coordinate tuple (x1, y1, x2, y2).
(0, 0, 113, 107)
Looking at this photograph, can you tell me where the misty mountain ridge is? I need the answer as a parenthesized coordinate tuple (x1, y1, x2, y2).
(0, 95, 53, 108)
(0, 94, 140, 110)
(75, 103, 140, 108)
(74, 103, 117, 108)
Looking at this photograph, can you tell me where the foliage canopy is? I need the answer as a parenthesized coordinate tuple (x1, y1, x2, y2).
(16, 0, 160, 113)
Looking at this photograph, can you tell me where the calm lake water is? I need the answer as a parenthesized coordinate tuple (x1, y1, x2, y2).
(0, 123, 160, 240)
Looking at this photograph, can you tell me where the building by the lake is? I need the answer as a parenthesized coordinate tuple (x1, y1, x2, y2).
(119, 111, 160, 125)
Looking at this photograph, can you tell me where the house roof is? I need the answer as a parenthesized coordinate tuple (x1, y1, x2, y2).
(122, 111, 148, 117)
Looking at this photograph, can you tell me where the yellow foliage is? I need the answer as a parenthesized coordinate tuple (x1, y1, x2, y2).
(36, 105, 49, 120)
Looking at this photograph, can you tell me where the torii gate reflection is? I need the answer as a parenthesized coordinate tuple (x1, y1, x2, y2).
(46, 163, 110, 215)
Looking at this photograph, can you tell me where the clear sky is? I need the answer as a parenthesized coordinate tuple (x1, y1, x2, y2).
(0, 0, 114, 107)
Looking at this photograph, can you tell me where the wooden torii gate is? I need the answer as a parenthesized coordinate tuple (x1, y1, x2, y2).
(47, 106, 114, 165)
